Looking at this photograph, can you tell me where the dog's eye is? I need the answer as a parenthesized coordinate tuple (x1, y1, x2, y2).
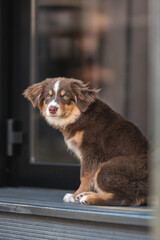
(63, 95, 70, 100)
(46, 94, 51, 99)
(46, 89, 53, 98)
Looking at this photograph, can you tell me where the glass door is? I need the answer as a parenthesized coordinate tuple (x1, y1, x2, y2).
(30, 0, 82, 164)
(10, 0, 148, 189)
(30, 0, 128, 165)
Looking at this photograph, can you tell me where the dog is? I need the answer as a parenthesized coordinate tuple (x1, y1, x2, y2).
(23, 77, 149, 206)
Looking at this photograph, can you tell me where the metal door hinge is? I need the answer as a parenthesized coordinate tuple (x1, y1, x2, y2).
(7, 119, 23, 156)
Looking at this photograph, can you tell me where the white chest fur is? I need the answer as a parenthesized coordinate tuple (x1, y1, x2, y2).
(65, 131, 84, 160)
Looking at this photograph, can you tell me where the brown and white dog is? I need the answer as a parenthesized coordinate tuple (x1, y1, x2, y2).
(23, 77, 149, 206)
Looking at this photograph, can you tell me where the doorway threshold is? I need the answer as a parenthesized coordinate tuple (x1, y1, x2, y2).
(0, 187, 153, 240)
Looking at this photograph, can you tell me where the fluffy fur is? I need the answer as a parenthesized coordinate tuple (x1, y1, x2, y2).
(23, 77, 149, 206)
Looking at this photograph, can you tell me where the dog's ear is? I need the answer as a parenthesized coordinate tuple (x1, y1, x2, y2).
(72, 79, 100, 112)
(23, 79, 50, 109)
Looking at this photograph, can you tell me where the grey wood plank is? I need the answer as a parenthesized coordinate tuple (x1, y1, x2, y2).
(0, 212, 151, 240)
(0, 187, 153, 227)
(0, 188, 151, 213)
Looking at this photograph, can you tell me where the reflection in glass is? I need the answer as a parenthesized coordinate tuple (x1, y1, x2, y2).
(30, 0, 148, 164)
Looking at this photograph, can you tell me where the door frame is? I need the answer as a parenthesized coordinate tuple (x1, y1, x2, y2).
(0, 0, 12, 186)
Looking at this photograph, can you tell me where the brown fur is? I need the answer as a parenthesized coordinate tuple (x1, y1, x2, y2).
(65, 130, 84, 160)
(72, 174, 92, 199)
(23, 77, 149, 206)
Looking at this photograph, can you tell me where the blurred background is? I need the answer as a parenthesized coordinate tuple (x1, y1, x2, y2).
(30, 0, 148, 164)
(0, 0, 160, 238)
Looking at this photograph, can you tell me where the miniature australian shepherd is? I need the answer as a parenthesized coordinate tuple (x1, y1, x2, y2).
(23, 77, 149, 206)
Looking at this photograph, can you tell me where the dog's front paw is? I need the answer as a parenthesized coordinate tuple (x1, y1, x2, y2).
(75, 192, 87, 202)
(75, 192, 91, 204)
(75, 192, 97, 205)
(79, 196, 90, 205)
(63, 193, 75, 203)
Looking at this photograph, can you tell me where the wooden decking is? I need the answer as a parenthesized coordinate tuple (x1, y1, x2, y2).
(0, 188, 153, 240)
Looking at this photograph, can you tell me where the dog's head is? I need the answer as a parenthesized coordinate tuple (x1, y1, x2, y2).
(23, 77, 99, 128)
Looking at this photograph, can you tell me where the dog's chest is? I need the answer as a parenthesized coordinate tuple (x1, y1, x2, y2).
(65, 131, 84, 160)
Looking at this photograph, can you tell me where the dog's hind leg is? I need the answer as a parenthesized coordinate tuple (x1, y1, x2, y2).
(88, 155, 148, 206)
(78, 155, 148, 206)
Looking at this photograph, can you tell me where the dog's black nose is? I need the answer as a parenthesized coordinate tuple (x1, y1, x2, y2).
(49, 106, 58, 114)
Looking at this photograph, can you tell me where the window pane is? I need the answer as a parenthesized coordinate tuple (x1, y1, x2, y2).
(30, 0, 148, 164)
